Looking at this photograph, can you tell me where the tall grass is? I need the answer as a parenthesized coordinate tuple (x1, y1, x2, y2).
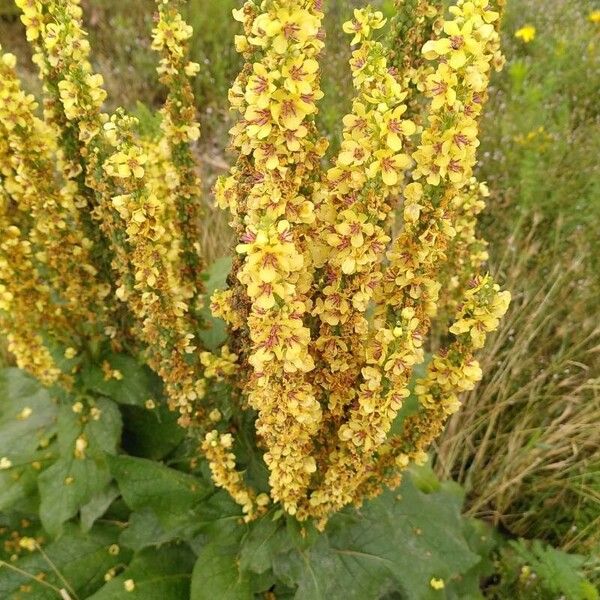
(434, 217, 600, 555)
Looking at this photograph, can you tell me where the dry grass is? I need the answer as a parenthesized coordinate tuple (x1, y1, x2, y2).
(434, 217, 600, 555)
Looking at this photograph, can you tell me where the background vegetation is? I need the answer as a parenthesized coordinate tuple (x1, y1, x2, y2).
(0, 0, 598, 596)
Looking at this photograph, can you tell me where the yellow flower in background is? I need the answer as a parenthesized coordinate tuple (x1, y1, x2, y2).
(589, 11, 600, 24)
(515, 25, 536, 43)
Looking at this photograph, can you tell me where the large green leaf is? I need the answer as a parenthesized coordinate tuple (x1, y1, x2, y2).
(191, 539, 253, 600)
(57, 397, 122, 457)
(36, 395, 122, 536)
(0, 467, 39, 512)
(81, 354, 163, 407)
(239, 514, 288, 575)
(189, 491, 256, 599)
(38, 455, 112, 536)
(0, 368, 56, 461)
(0, 447, 56, 514)
(236, 472, 481, 600)
(321, 476, 480, 600)
(88, 544, 195, 600)
(444, 518, 501, 599)
(0, 523, 129, 599)
(119, 508, 183, 551)
(108, 455, 210, 523)
(80, 484, 121, 533)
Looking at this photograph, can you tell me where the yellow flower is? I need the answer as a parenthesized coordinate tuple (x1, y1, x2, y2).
(367, 150, 412, 186)
(377, 105, 416, 152)
(426, 64, 458, 111)
(251, 8, 320, 54)
(588, 11, 600, 24)
(430, 577, 445, 590)
(104, 148, 148, 179)
(270, 89, 313, 131)
(282, 57, 318, 95)
(342, 8, 386, 45)
(515, 25, 536, 43)
(19, 11, 43, 42)
(245, 63, 280, 109)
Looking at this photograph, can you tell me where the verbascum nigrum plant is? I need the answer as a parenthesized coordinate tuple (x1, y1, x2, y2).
(1, 0, 510, 527)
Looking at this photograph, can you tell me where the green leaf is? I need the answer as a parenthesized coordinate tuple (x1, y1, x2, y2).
(0, 442, 57, 513)
(80, 484, 120, 533)
(87, 397, 123, 454)
(239, 515, 290, 575)
(191, 539, 253, 600)
(0, 467, 39, 512)
(321, 475, 479, 600)
(38, 455, 111, 536)
(198, 256, 232, 350)
(108, 455, 210, 524)
(507, 539, 598, 600)
(119, 508, 181, 551)
(240, 473, 481, 600)
(0, 368, 57, 462)
(188, 491, 255, 599)
(81, 354, 163, 407)
(57, 397, 122, 457)
(88, 544, 195, 600)
(0, 523, 129, 599)
(444, 518, 500, 599)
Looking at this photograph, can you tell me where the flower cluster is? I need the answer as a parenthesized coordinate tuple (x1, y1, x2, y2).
(103, 110, 208, 426)
(0, 47, 108, 383)
(215, 0, 329, 515)
(310, 6, 416, 427)
(2, 0, 511, 525)
(295, 0, 509, 522)
(151, 0, 205, 316)
(362, 275, 510, 497)
(202, 429, 269, 521)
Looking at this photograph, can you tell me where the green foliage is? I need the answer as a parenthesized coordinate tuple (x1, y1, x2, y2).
(0, 369, 57, 513)
(88, 544, 196, 600)
(486, 539, 599, 600)
(480, 0, 600, 265)
(0, 369, 56, 463)
(0, 277, 597, 598)
(0, 363, 506, 599)
(198, 256, 232, 351)
(81, 353, 163, 408)
(188, 475, 484, 600)
(0, 523, 130, 599)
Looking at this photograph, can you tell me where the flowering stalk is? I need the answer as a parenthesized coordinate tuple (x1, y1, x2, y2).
(216, 0, 328, 515)
(0, 181, 62, 385)
(357, 275, 510, 499)
(0, 50, 109, 332)
(17, 0, 116, 287)
(151, 0, 205, 318)
(311, 7, 416, 426)
(305, 0, 508, 522)
(102, 112, 207, 424)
